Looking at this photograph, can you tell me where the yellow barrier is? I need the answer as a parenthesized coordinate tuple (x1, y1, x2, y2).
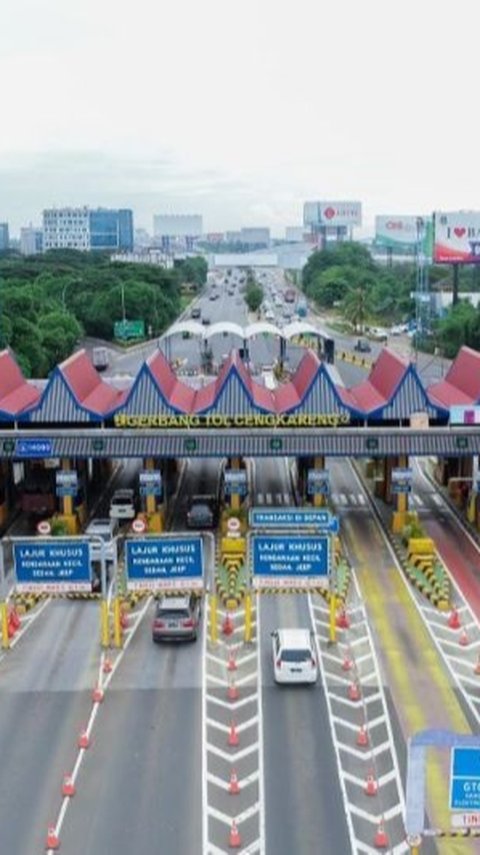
(244, 592, 252, 643)
(1, 601, 9, 650)
(209, 593, 218, 643)
(408, 537, 435, 555)
(100, 600, 110, 648)
(221, 536, 246, 554)
(113, 597, 122, 648)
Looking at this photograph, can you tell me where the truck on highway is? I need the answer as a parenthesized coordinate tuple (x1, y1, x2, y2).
(92, 347, 109, 371)
(284, 288, 296, 303)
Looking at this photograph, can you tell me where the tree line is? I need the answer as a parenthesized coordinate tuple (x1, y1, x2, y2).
(0, 250, 207, 377)
(301, 242, 480, 355)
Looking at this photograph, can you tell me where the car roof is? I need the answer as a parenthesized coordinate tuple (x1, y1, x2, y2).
(112, 489, 133, 498)
(87, 518, 113, 528)
(276, 628, 313, 648)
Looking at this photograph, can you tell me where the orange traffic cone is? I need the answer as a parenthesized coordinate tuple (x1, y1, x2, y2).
(448, 607, 461, 629)
(62, 774, 76, 797)
(46, 826, 60, 850)
(364, 771, 378, 796)
(356, 724, 369, 747)
(7, 615, 15, 638)
(348, 681, 360, 701)
(103, 658, 113, 674)
(229, 819, 241, 848)
(78, 729, 90, 749)
(341, 654, 353, 672)
(229, 768, 240, 795)
(222, 613, 234, 636)
(459, 628, 469, 647)
(92, 685, 104, 703)
(474, 655, 480, 676)
(227, 719, 240, 747)
(336, 608, 350, 629)
(227, 678, 240, 702)
(120, 610, 129, 630)
(10, 608, 20, 630)
(374, 818, 389, 849)
(227, 648, 237, 671)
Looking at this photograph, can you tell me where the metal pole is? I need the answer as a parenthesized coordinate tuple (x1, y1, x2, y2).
(100, 540, 110, 648)
(0, 543, 10, 650)
(244, 591, 252, 643)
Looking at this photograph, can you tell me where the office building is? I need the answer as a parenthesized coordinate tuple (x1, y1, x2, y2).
(42, 207, 134, 252)
(20, 226, 43, 255)
(240, 227, 270, 246)
(153, 214, 203, 239)
(0, 223, 9, 251)
(285, 226, 307, 243)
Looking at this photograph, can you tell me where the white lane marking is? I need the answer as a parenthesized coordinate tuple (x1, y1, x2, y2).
(308, 594, 357, 854)
(339, 494, 348, 505)
(265, 493, 272, 505)
(413, 493, 424, 507)
(349, 460, 480, 729)
(357, 494, 366, 506)
(48, 596, 153, 852)
(349, 494, 358, 505)
(257, 494, 264, 505)
(256, 598, 266, 855)
(202, 598, 208, 855)
(432, 493, 443, 507)
(283, 492, 290, 505)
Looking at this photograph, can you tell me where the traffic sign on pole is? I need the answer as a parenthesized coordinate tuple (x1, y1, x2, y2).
(450, 747, 480, 811)
(125, 536, 204, 591)
(14, 540, 91, 593)
(249, 507, 338, 532)
(251, 534, 330, 590)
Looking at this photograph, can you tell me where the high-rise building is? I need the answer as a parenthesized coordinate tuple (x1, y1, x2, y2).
(20, 226, 43, 255)
(0, 223, 9, 251)
(240, 227, 270, 246)
(42, 207, 134, 252)
(153, 214, 203, 239)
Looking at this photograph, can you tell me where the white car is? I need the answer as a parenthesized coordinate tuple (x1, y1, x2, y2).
(85, 517, 119, 563)
(271, 628, 318, 685)
(109, 488, 136, 520)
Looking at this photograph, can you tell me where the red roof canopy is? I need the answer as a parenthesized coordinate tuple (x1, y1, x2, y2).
(0, 350, 40, 416)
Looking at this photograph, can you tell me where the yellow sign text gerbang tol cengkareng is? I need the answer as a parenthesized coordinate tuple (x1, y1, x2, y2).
(113, 413, 351, 429)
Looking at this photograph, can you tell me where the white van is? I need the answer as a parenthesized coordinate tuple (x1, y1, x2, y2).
(271, 628, 318, 684)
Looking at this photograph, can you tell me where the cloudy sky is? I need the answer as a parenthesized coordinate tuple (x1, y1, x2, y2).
(1, 0, 478, 237)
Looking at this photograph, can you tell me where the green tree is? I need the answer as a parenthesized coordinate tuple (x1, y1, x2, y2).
(38, 312, 83, 367)
(343, 287, 368, 331)
(244, 280, 264, 312)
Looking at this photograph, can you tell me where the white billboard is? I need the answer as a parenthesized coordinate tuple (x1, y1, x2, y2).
(304, 201, 362, 228)
(434, 211, 480, 264)
(375, 216, 423, 248)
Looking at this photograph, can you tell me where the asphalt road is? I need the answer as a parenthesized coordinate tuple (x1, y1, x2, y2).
(0, 600, 101, 853)
(56, 457, 218, 855)
(253, 456, 350, 855)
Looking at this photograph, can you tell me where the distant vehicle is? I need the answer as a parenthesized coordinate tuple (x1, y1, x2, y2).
(265, 310, 275, 321)
(354, 338, 371, 353)
(92, 347, 109, 371)
(190, 307, 201, 319)
(186, 494, 218, 529)
(284, 288, 296, 303)
(20, 467, 56, 517)
(152, 594, 201, 642)
(85, 517, 119, 563)
(271, 628, 318, 685)
(390, 324, 408, 335)
(297, 299, 308, 318)
(202, 317, 211, 326)
(109, 489, 136, 521)
(369, 327, 388, 342)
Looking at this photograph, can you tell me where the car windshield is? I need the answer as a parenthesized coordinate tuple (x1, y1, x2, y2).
(112, 495, 132, 504)
(281, 649, 311, 662)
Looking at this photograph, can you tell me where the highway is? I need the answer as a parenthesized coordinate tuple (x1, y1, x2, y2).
(253, 456, 351, 855)
(1, 264, 477, 854)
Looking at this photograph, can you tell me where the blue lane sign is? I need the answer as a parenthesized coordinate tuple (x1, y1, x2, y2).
(450, 748, 480, 810)
(14, 540, 91, 593)
(392, 467, 413, 494)
(139, 470, 162, 497)
(307, 469, 331, 496)
(249, 507, 339, 533)
(15, 439, 53, 458)
(125, 537, 204, 591)
(224, 470, 248, 496)
(251, 534, 330, 590)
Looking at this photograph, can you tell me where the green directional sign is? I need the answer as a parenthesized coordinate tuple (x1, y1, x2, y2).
(270, 437, 283, 452)
(184, 438, 197, 453)
(114, 319, 145, 341)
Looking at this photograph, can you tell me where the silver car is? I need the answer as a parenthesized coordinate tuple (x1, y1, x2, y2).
(152, 595, 201, 642)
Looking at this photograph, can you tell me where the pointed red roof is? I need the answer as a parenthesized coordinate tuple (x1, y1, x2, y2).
(147, 350, 196, 411)
(60, 350, 126, 415)
(0, 350, 40, 415)
(348, 349, 409, 413)
(428, 347, 480, 408)
(273, 350, 321, 412)
(193, 352, 275, 412)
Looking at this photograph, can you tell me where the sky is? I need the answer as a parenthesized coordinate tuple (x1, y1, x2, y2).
(1, 0, 479, 237)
